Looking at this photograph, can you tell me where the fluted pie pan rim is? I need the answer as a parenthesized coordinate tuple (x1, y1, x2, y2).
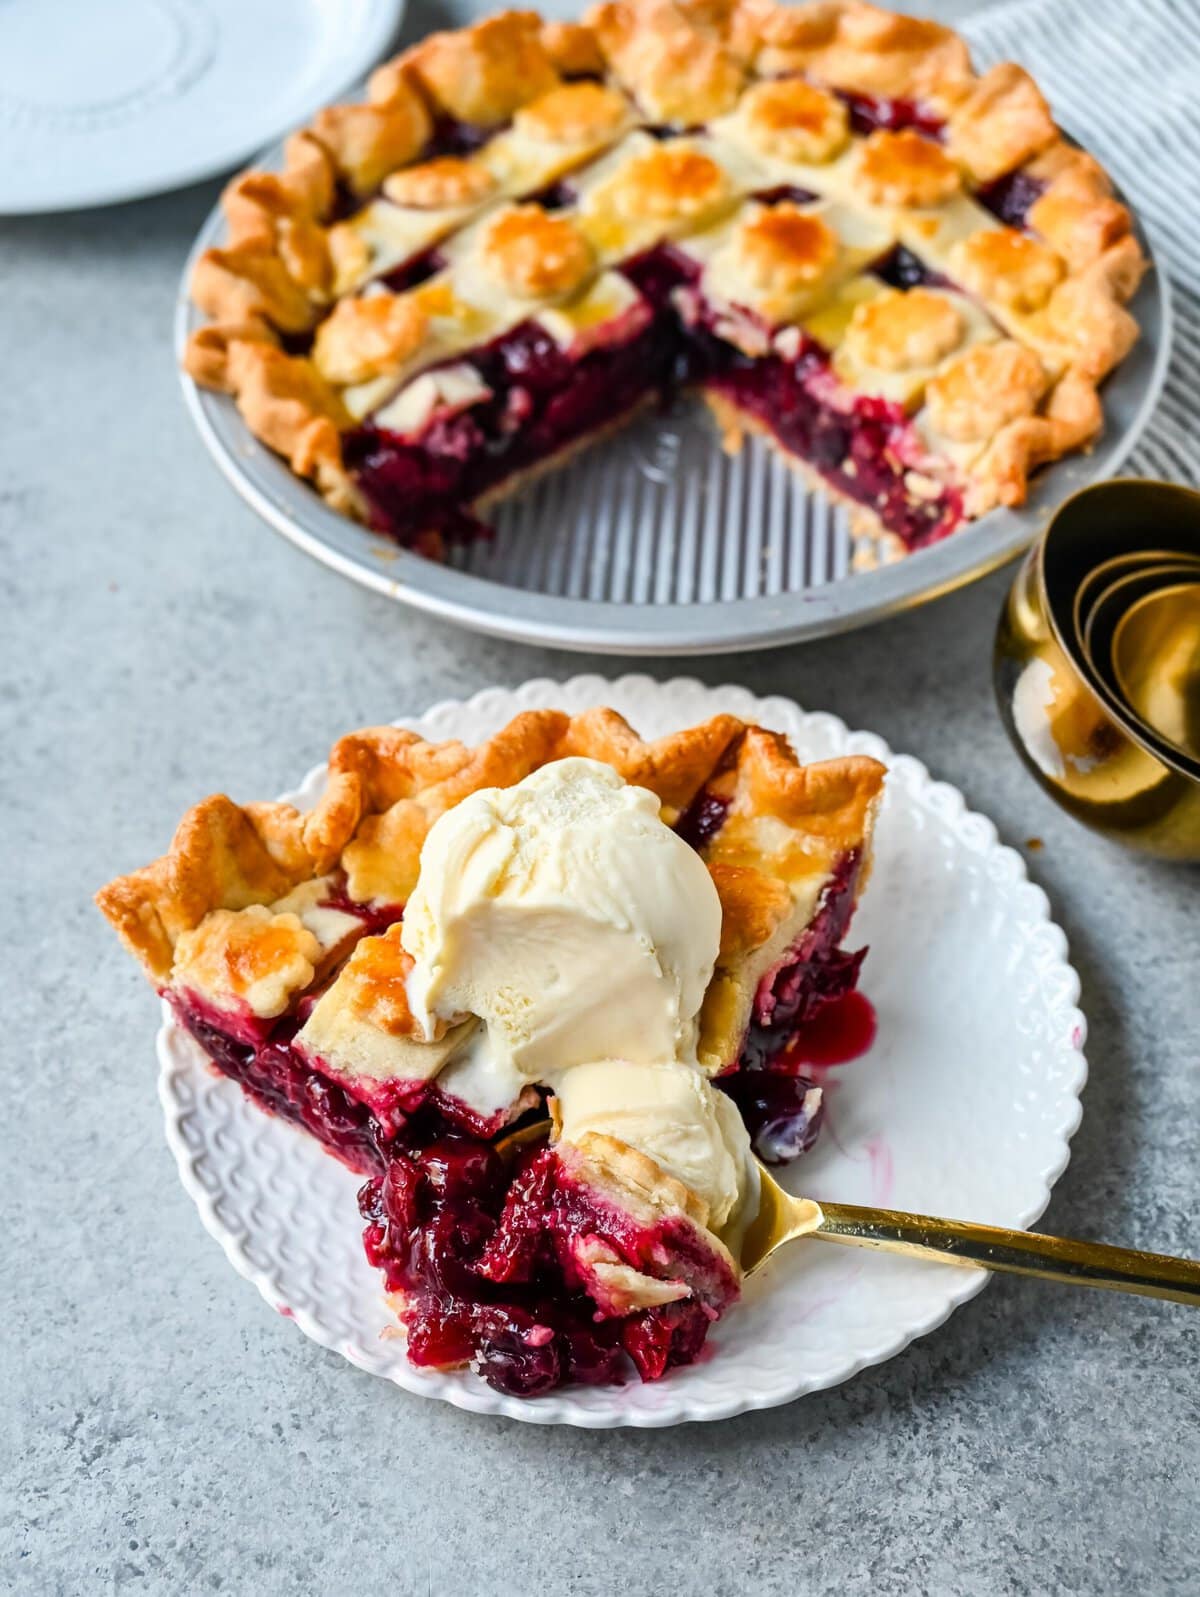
(176, 181, 1168, 654)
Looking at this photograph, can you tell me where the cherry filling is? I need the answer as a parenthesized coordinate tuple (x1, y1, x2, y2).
(168, 881, 511, 1175)
(172, 999, 392, 1173)
(747, 851, 864, 1045)
(873, 243, 951, 292)
(347, 239, 964, 556)
(674, 789, 732, 850)
(701, 345, 963, 550)
(523, 178, 578, 211)
(751, 183, 819, 207)
(359, 1138, 728, 1395)
(976, 169, 1047, 228)
(317, 879, 406, 936)
(836, 90, 945, 140)
(344, 302, 670, 549)
(425, 116, 495, 158)
(718, 850, 874, 1163)
(379, 248, 446, 294)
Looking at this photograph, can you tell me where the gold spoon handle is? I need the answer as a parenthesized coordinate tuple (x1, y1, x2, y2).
(813, 1202, 1200, 1305)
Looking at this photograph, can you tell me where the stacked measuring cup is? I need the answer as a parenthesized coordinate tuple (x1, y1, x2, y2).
(994, 480, 1200, 859)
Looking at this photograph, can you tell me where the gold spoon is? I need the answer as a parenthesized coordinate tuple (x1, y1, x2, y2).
(499, 1121, 1200, 1305)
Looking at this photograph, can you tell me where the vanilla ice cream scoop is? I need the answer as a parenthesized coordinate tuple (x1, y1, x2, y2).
(553, 1059, 751, 1231)
(402, 756, 750, 1233)
(402, 758, 722, 1079)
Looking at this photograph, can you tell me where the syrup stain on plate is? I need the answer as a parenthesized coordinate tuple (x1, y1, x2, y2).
(789, 990, 878, 1076)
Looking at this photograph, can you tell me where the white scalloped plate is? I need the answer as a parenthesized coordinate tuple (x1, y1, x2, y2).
(158, 675, 1088, 1426)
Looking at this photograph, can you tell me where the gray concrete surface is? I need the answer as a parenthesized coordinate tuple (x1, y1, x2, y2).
(3, 2, 1198, 1593)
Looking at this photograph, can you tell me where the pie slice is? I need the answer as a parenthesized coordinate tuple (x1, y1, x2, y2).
(361, 1128, 745, 1391)
(184, 1, 1144, 565)
(98, 708, 885, 1392)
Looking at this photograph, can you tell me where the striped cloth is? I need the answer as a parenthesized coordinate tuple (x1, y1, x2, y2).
(962, 0, 1199, 486)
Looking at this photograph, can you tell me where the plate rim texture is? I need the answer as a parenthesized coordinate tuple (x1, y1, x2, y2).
(0, 0, 407, 214)
(174, 141, 1172, 654)
(155, 674, 1089, 1427)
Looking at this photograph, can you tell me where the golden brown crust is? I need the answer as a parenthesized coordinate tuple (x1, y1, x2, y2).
(96, 795, 313, 983)
(842, 285, 965, 372)
(224, 344, 353, 508)
(713, 333, 1106, 534)
(181, 0, 1144, 544)
(736, 75, 849, 163)
(313, 923, 419, 1036)
(1091, 232, 1149, 306)
(512, 80, 632, 144)
(182, 320, 279, 393)
(222, 136, 335, 238)
(586, 0, 746, 124)
(924, 339, 1048, 444)
(717, 732, 887, 863)
(278, 130, 339, 217)
(694, 735, 885, 1071)
(309, 84, 433, 195)
(739, 0, 842, 61)
(320, 725, 478, 828)
(557, 707, 743, 819)
(363, 54, 420, 109)
(1034, 261, 1142, 383)
(672, 0, 742, 38)
(949, 227, 1065, 314)
(562, 1132, 715, 1231)
(338, 710, 573, 905)
(221, 175, 332, 298)
(945, 62, 1057, 186)
(1026, 140, 1135, 273)
(479, 205, 595, 299)
(1033, 187, 1136, 280)
(100, 708, 883, 1235)
(750, 1, 973, 105)
(382, 155, 498, 210)
(191, 244, 321, 335)
(708, 862, 793, 960)
(709, 203, 841, 322)
(540, 19, 606, 76)
(607, 141, 732, 224)
(97, 707, 883, 1007)
(853, 127, 962, 209)
(295, 924, 482, 1082)
(966, 367, 1102, 514)
(311, 292, 429, 385)
(171, 907, 321, 1020)
(326, 224, 375, 302)
(404, 11, 560, 125)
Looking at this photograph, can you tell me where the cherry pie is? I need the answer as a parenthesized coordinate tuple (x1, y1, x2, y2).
(184, 0, 1144, 564)
(99, 709, 885, 1394)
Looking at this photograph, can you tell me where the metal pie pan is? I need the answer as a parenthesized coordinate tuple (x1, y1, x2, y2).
(176, 158, 1171, 655)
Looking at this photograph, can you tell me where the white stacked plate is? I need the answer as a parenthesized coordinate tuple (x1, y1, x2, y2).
(0, 0, 406, 213)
